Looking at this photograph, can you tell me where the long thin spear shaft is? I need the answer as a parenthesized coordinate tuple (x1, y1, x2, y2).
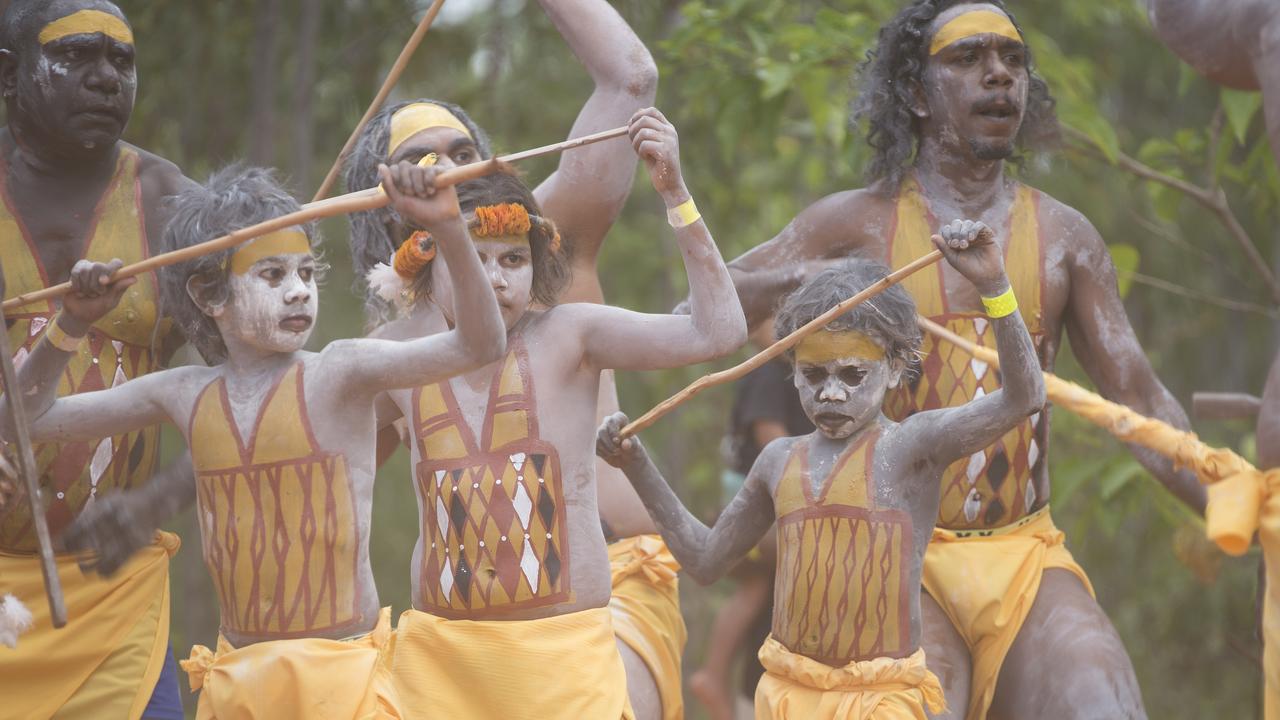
(619, 250, 944, 438)
(0, 305, 65, 627)
(311, 0, 449, 202)
(2, 126, 628, 313)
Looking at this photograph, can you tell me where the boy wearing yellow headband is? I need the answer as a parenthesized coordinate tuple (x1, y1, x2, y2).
(7, 162, 508, 720)
(362, 108, 744, 720)
(721, 1, 1193, 717)
(598, 220, 1045, 719)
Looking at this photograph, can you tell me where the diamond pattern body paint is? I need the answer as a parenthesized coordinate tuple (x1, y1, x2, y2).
(0, 148, 168, 551)
(412, 336, 570, 617)
(883, 179, 1047, 530)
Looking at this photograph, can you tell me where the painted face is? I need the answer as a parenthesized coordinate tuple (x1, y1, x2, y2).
(431, 236, 534, 332)
(794, 355, 898, 440)
(214, 233, 318, 354)
(919, 4, 1029, 161)
(384, 125, 481, 246)
(13, 3, 137, 153)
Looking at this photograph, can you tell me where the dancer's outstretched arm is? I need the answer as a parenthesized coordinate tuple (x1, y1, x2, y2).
(596, 411, 775, 584)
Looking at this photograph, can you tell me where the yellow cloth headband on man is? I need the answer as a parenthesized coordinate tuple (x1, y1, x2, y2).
(229, 230, 312, 275)
(795, 330, 887, 365)
(39, 9, 134, 46)
(389, 103, 473, 157)
(929, 10, 1022, 55)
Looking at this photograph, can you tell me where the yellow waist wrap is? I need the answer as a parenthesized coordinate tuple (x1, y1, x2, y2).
(608, 534, 686, 720)
(754, 636, 944, 719)
(921, 506, 1093, 720)
(180, 606, 400, 720)
(0, 531, 178, 720)
(390, 606, 634, 720)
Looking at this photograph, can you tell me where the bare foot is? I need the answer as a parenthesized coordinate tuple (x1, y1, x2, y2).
(690, 668, 735, 720)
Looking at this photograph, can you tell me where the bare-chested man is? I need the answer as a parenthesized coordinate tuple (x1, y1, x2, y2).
(0, 1, 195, 717)
(723, 2, 1205, 718)
(344, 4, 687, 717)
(361, 110, 743, 719)
(598, 221, 1045, 719)
(10, 161, 507, 719)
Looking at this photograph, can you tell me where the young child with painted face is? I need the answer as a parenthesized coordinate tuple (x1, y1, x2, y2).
(6, 162, 507, 720)
(363, 108, 747, 720)
(596, 221, 1046, 720)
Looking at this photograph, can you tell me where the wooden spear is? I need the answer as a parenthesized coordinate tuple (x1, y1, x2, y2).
(311, 0, 449, 202)
(2, 126, 629, 313)
(619, 250, 944, 438)
(0, 303, 66, 627)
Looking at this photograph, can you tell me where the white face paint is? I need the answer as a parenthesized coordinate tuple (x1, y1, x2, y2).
(432, 236, 534, 331)
(793, 354, 902, 440)
(215, 252, 318, 355)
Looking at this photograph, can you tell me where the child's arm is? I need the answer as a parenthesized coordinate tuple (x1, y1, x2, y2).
(596, 411, 775, 584)
(562, 108, 747, 371)
(3, 260, 172, 444)
(329, 162, 507, 392)
(902, 221, 1046, 466)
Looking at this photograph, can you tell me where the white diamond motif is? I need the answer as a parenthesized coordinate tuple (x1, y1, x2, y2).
(435, 470, 446, 488)
(510, 452, 526, 472)
(12, 347, 28, 371)
(1027, 439, 1040, 470)
(435, 496, 449, 543)
(1024, 478, 1037, 512)
(966, 451, 985, 485)
(519, 542, 540, 589)
(513, 483, 533, 529)
(89, 438, 113, 495)
(973, 318, 989, 336)
(964, 488, 982, 522)
(1029, 412, 1040, 428)
(28, 317, 48, 337)
(970, 358, 989, 381)
(439, 557, 454, 598)
(112, 363, 127, 388)
(974, 386, 987, 400)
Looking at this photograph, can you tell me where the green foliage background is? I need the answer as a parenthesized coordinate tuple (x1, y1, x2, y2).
(114, 1, 1272, 716)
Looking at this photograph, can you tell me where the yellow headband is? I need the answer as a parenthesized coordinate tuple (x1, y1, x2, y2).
(38, 9, 134, 46)
(929, 10, 1022, 55)
(389, 103, 473, 156)
(795, 330, 886, 364)
(229, 230, 312, 275)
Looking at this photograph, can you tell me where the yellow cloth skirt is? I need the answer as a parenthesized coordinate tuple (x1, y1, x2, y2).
(180, 606, 401, 720)
(0, 531, 178, 720)
(754, 636, 945, 719)
(608, 534, 687, 720)
(921, 506, 1093, 720)
(1206, 471, 1280, 719)
(391, 605, 634, 720)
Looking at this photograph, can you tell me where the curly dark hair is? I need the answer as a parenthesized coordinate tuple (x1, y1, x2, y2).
(344, 99, 491, 322)
(852, 0, 1059, 191)
(405, 171, 570, 308)
(158, 165, 320, 364)
(775, 259, 921, 374)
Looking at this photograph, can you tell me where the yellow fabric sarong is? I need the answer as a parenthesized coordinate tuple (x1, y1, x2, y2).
(391, 606, 635, 720)
(921, 506, 1093, 720)
(754, 636, 945, 719)
(608, 534, 687, 720)
(180, 606, 400, 720)
(0, 532, 178, 720)
(1206, 471, 1280, 719)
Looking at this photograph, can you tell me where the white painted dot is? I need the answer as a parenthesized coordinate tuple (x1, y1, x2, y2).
(496, 479, 502, 485)
(452, 486, 458, 492)
(91, 358, 99, 365)
(479, 541, 486, 548)
(56, 491, 65, 499)
(538, 478, 545, 484)
(431, 542, 436, 549)
(517, 475, 524, 482)
(501, 535, 507, 542)
(545, 533, 552, 539)
(473, 482, 479, 489)
(524, 533, 530, 539)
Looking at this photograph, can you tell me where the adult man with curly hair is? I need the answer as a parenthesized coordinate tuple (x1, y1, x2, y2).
(724, 2, 1202, 717)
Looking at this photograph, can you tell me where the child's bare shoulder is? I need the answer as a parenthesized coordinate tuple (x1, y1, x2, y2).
(749, 434, 806, 491)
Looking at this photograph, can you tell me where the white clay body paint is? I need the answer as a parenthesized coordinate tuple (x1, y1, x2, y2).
(218, 252, 318, 355)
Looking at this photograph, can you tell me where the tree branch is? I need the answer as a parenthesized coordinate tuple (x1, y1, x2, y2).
(1062, 124, 1280, 306)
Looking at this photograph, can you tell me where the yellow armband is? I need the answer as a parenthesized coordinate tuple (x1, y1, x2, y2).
(44, 313, 85, 352)
(981, 287, 1018, 319)
(666, 198, 701, 229)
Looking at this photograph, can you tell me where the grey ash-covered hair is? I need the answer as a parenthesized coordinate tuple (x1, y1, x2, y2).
(344, 99, 490, 322)
(158, 165, 320, 364)
(775, 259, 922, 372)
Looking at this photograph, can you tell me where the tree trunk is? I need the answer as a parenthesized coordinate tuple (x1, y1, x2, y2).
(292, 0, 323, 191)
(249, 0, 284, 166)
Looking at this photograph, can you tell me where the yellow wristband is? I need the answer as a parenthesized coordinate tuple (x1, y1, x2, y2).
(44, 313, 85, 353)
(666, 198, 701, 229)
(981, 286, 1018, 319)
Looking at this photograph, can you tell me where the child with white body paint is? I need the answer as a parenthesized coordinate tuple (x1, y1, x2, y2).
(4, 162, 507, 720)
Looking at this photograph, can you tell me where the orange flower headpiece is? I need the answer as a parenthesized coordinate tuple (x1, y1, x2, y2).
(468, 203, 561, 253)
(367, 231, 434, 311)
